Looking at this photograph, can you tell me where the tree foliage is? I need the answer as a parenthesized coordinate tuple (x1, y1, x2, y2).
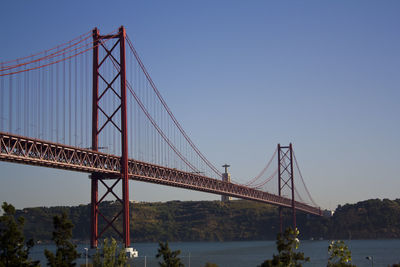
(44, 212, 79, 267)
(327, 240, 356, 267)
(0, 202, 39, 267)
(155, 241, 184, 267)
(330, 199, 400, 239)
(92, 238, 127, 267)
(13, 198, 400, 242)
(259, 227, 309, 267)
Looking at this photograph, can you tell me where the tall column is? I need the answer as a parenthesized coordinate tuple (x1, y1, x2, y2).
(119, 26, 130, 247)
(221, 164, 231, 202)
(289, 143, 296, 230)
(90, 28, 99, 248)
(278, 144, 283, 233)
(278, 143, 296, 232)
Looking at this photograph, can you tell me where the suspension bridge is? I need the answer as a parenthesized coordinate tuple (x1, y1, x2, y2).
(0, 26, 322, 252)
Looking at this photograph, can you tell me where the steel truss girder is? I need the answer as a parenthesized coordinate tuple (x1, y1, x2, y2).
(0, 132, 322, 216)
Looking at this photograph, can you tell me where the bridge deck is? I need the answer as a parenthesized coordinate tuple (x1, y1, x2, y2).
(0, 132, 321, 216)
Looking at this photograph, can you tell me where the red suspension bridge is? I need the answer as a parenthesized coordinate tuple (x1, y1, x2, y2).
(0, 26, 322, 251)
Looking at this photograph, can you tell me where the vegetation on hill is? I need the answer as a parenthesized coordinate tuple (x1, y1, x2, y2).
(14, 198, 400, 242)
(4, 199, 400, 266)
(329, 199, 400, 239)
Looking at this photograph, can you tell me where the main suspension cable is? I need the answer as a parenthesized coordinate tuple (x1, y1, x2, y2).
(126, 35, 222, 178)
(293, 150, 318, 207)
(245, 148, 277, 186)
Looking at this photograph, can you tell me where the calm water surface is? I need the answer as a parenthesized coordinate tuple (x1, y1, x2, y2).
(30, 240, 400, 267)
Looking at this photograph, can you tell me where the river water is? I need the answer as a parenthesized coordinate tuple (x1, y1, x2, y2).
(30, 239, 400, 266)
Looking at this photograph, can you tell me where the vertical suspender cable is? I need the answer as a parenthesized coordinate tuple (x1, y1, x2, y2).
(85, 45, 88, 147)
(50, 52, 53, 141)
(16, 60, 20, 134)
(0, 63, 4, 132)
(80, 52, 84, 147)
(26, 62, 30, 137)
(69, 51, 72, 145)
(129, 52, 133, 158)
(56, 55, 59, 142)
(37, 63, 40, 138)
(9, 75, 12, 133)
(75, 53, 78, 146)
(42, 56, 46, 139)
(63, 54, 66, 143)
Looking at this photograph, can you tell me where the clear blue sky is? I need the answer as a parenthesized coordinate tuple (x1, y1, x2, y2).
(0, 1, 399, 210)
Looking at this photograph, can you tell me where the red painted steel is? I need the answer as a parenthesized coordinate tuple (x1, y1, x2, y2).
(0, 26, 324, 243)
(289, 143, 296, 229)
(119, 26, 130, 248)
(91, 27, 100, 248)
(278, 144, 283, 233)
(90, 26, 131, 248)
(278, 143, 297, 231)
(0, 132, 322, 216)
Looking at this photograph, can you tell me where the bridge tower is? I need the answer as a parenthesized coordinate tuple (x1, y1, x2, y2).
(278, 143, 296, 232)
(91, 26, 134, 255)
(221, 164, 232, 202)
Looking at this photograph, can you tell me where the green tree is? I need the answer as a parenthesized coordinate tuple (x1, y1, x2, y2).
(327, 240, 356, 267)
(155, 241, 184, 267)
(92, 238, 127, 267)
(0, 202, 39, 267)
(44, 212, 79, 267)
(259, 227, 310, 267)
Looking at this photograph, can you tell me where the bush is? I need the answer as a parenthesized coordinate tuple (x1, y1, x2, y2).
(259, 227, 309, 267)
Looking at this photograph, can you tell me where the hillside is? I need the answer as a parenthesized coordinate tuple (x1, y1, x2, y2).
(14, 199, 400, 242)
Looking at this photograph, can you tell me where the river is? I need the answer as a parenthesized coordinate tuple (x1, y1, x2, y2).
(30, 239, 400, 266)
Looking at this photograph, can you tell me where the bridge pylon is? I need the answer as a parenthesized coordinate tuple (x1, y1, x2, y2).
(278, 143, 296, 232)
(221, 164, 232, 202)
(91, 26, 132, 252)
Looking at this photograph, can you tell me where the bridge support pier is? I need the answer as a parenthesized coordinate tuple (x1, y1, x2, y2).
(278, 143, 296, 232)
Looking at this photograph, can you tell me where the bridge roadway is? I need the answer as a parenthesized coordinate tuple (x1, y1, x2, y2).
(0, 132, 321, 216)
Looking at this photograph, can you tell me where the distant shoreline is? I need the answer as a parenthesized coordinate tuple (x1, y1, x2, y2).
(16, 198, 400, 242)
